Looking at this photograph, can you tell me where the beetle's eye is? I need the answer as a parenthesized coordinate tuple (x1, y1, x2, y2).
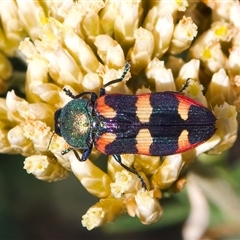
(54, 109, 62, 136)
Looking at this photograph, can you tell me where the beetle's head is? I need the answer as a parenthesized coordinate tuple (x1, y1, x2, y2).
(54, 99, 92, 149)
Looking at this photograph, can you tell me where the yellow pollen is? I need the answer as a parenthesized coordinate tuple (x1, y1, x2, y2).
(215, 26, 227, 37)
(203, 49, 212, 59)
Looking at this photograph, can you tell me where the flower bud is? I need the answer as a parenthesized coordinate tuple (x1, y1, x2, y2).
(135, 189, 163, 225)
(82, 198, 125, 230)
(24, 155, 69, 181)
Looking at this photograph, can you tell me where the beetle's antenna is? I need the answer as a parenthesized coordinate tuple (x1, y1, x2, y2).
(179, 78, 191, 93)
(102, 61, 131, 89)
(47, 131, 55, 151)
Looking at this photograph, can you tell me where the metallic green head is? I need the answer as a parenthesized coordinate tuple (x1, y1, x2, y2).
(54, 99, 92, 149)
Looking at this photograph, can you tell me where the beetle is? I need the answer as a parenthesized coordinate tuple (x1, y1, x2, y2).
(52, 62, 216, 189)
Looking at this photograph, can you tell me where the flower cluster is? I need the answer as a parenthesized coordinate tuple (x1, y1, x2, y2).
(0, 0, 239, 231)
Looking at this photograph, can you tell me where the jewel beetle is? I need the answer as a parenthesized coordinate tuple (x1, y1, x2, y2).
(52, 62, 216, 189)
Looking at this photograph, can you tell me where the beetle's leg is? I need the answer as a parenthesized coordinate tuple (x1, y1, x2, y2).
(61, 147, 75, 156)
(61, 146, 92, 162)
(113, 154, 147, 190)
(179, 78, 191, 93)
(81, 144, 93, 161)
(47, 132, 55, 151)
(73, 150, 82, 161)
(100, 61, 131, 96)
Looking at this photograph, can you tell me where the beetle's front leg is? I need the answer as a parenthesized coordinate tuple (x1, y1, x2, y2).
(61, 146, 92, 162)
(81, 144, 93, 161)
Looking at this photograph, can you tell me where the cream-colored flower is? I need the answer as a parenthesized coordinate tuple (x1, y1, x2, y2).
(63, 29, 100, 73)
(0, 128, 12, 153)
(99, 1, 119, 35)
(24, 155, 68, 181)
(35, 38, 84, 91)
(191, 40, 227, 73)
(0, 0, 26, 55)
(110, 170, 136, 198)
(135, 189, 163, 225)
(229, 46, 240, 77)
(21, 120, 50, 152)
(112, 1, 143, 49)
(188, 19, 236, 74)
(144, 0, 188, 31)
(145, 58, 175, 92)
(232, 30, 240, 48)
(94, 35, 125, 67)
(181, 79, 207, 107)
(100, 64, 132, 94)
(211, 21, 236, 42)
(7, 125, 33, 155)
(63, 1, 104, 40)
(152, 154, 184, 189)
(169, 16, 198, 55)
(134, 155, 161, 176)
(206, 68, 233, 106)
(68, 151, 112, 198)
(205, 0, 240, 28)
(0, 0, 238, 232)
(175, 59, 200, 91)
(82, 198, 125, 230)
(151, 14, 174, 58)
(82, 72, 101, 93)
(16, 0, 44, 38)
(127, 27, 154, 74)
(107, 154, 135, 179)
(210, 103, 238, 154)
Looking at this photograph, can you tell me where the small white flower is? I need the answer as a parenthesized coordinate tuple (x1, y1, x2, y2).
(24, 155, 69, 181)
(135, 189, 163, 225)
(169, 16, 198, 54)
(145, 58, 175, 92)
